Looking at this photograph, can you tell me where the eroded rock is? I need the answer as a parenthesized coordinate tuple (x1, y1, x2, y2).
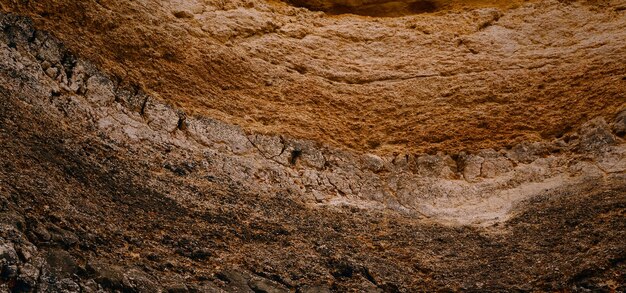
(0, 6, 625, 293)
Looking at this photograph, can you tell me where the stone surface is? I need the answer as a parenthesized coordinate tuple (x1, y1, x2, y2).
(0, 6, 624, 293)
(613, 110, 626, 137)
(362, 153, 385, 173)
(4, 0, 625, 155)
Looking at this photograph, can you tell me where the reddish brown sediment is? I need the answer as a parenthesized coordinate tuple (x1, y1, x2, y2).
(3, 0, 624, 155)
(0, 1, 625, 292)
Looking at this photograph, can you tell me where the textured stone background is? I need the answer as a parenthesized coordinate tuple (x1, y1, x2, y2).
(3, 0, 625, 154)
(0, 0, 625, 291)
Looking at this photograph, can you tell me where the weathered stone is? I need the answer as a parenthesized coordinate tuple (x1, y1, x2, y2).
(115, 86, 146, 114)
(0, 211, 25, 230)
(54, 278, 81, 293)
(481, 157, 513, 178)
(362, 153, 385, 172)
(297, 285, 332, 293)
(33, 224, 51, 241)
(1, 8, 626, 293)
(299, 143, 327, 169)
(45, 250, 79, 278)
(217, 269, 252, 291)
(17, 262, 40, 287)
(88, 261, 127, 291)
(613, 110, 626, 137)
(49, 226, 79, 247)
(416, 154, 456, 179)
(45, 66, 58, 79)
(166, 282, 189, 293)
(507, 142, 547, 164)
(578, 118, 617, 153)
(187, 118, 253, 155)
(35, 35, 63, 64)
(122, 268, 160, 292)
(144, 100, 180, 132)
(249, 134, 285, 158)
(391, 153, 410, 169)
(248, 278, 289, 293)
(85, 74, 116, 105)
(461, 154, 484, 182)
(0, 243, 19, 278)
(596, 147, 626, 174)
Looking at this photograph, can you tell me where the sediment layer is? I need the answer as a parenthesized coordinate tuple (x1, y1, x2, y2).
(0, 13, 625, 291)
(3, 0, 625, 154)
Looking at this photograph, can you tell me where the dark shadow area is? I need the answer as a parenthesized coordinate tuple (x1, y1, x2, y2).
(284, 0, 440, 17)
(408, 0, 438, 13)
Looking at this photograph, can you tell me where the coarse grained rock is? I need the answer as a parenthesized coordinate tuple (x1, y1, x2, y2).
(0, 4, 624, 293)
(3, 0, 625, 155)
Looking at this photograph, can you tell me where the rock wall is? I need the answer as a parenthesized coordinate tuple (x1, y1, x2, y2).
(2, 12, 624, 227)
(4, 0, 625, 154)
(0, 3, 625, 293)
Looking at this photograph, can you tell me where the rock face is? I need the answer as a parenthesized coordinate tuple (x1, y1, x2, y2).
(3, 0, 625, 154)
(0, 1, 625, 292)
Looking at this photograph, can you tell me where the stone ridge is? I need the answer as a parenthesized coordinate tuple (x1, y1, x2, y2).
(2, 13, 624, 226)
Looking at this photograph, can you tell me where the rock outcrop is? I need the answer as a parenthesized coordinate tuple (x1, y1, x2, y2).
(3, 0, 625, 154)
(0, 0, 625, 291)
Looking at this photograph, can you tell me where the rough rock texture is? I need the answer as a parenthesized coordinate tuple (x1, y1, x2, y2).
(2, 0, 625, 154)
(0, 1, 625, 292)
